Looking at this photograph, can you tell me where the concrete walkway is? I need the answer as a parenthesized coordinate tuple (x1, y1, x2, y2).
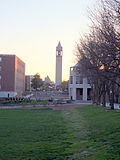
(0, 105, 23, 109)
(72, 101, 120, 110)
(0, 102, 119, 110)
(0, 104, 87, 110)
(106, 103, 120, 110)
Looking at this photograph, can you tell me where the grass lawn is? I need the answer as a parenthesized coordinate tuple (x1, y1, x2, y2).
(0, 105, 120, 160)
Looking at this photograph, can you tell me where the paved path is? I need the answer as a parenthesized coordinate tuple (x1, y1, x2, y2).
(106, 103, 120, 110)
(0, 104, 88, 110)
(0, 103, 119, 110)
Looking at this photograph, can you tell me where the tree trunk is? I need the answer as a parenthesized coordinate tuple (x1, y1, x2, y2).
(102, 84, 106, 107)
(110, 83, 114, 110)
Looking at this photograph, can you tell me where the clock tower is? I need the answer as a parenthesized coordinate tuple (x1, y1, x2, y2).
(55, 41, 63, 88)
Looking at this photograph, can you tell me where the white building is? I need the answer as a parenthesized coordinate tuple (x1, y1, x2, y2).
(55, 41, 62, 87)
(25, 75, 34, 92)
(69, 62, 92, 101)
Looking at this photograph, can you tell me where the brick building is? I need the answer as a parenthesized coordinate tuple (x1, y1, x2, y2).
(0, 54, 25, 98)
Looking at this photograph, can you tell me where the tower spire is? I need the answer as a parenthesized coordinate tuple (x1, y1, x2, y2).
(56, 41, 63, 52)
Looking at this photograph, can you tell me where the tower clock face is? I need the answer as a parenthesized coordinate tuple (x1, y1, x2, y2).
(57, 51, 62, 56)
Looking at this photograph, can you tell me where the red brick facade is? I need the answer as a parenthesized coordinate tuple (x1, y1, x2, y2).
(0, 55, 25, 97)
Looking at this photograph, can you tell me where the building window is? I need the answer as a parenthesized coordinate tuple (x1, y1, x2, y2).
(0, 57, 2, 62)
(0, 85, 1, 90)
(87, 78, 90, 84)
(70, 88, 73, 100)
(0, 75, 1, 80)
(0, 66, 1, 71)
(70, 76, 73, 84)
(76, 76, 83, 84)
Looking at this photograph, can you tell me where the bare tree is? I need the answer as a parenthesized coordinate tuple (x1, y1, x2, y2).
(76, 0, 120, 109)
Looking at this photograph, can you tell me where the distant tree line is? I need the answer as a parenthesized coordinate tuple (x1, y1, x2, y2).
(76, 0, 120, 109)
(31, 73, 68, 92)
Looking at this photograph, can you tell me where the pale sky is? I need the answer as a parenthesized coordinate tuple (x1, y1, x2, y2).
(0, 0, 97, 81)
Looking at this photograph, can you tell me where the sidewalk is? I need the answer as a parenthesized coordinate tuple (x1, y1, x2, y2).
(72, 100, 120, 110)
(106, 103, 120, 110)
(73, 100, 93, 105)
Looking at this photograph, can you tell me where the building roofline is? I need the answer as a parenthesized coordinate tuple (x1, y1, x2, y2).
(0, 54, 15, 56)
(0, 54, 25, 65)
